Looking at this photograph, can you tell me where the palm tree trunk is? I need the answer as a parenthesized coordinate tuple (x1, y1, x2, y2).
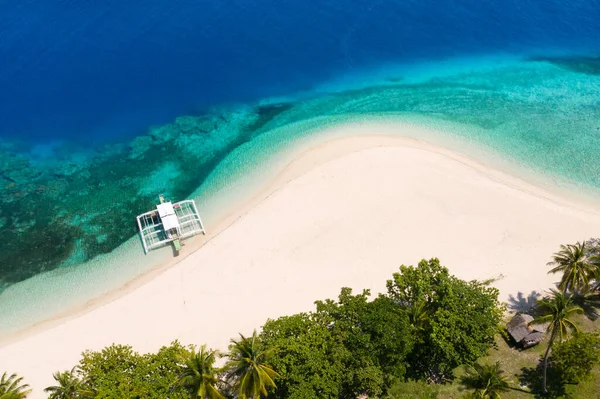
(542, 327, 557, 394)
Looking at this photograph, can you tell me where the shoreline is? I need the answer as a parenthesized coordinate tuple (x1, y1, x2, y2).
(2, 122, 600, 347)
(2, 124, 600, 396)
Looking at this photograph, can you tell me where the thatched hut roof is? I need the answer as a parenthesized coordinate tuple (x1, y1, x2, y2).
(507, 314, 534, 343)
(522, 332, 544, 348)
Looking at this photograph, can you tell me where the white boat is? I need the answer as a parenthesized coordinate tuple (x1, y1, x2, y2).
(136, 194, 206, 254)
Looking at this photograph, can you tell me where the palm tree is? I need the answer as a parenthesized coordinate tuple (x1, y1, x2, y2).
(407, 300, 429, 332)
(225, 330, 281, 399)
(531, 290, 582, 393)
(547, 241, 599, 292)
(44, 367, 91, 399)
(0, 373, 30, 399)
(177, 345, 225, 399)
(460, 362, 509, 398)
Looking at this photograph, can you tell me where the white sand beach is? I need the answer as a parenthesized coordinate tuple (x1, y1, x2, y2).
(2, 125, 600, 397)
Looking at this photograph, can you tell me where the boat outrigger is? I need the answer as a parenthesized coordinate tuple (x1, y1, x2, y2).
(136, 195, 206, 255)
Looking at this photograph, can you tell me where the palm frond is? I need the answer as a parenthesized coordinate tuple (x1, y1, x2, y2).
(0, 373, 31, 398)
(176, 345, 225, 399)
(532, 290, 582, 342)
(225, 330, 281, 399)
(547, 241, 599, 292)
(460, 362, 509, 398)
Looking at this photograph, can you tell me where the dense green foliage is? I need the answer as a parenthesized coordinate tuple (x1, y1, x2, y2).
(549, 332, 600, 384)
(49, 339, 282, 399)
(260, 258, 502, 398)
(259, 312, 350, 399)
(225, 331, 280, 399)
(314, 289, 416, 396)
(78, 342, 188, 398)
(0, 372, 30, 399)
(459, 362, 510, 398)
(260, 289, 417, 399)
(386, 258, 504, 381)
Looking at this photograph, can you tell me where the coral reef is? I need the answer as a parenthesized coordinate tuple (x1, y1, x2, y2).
(0, 107, 283, 289)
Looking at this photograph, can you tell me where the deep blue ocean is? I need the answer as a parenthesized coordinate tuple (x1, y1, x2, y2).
(2, 0, 599, 143)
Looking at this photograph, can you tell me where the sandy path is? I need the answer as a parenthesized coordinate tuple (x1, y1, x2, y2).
(2, 133, 599, 397)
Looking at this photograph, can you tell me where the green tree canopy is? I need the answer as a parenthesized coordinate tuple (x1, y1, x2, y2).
(549, 332, 600, 384)
(259, 312, 347, 399)
(261, 259, 503, 397)
(386, 258, 504, 381)
(314, 288, 414, 397)
(77, 342, 188, 398)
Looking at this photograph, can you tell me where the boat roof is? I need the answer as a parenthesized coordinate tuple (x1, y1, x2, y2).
(161, 213, 179, 230)
(157, 202, 175, 217)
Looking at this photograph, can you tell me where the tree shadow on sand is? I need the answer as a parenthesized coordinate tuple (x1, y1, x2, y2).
(507, 291, 541, 314)
(508, 290, 600, 321)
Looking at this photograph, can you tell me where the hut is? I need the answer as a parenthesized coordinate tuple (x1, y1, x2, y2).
(506, 314, 543, 348)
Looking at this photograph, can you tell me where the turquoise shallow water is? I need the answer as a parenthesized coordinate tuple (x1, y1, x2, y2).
(1, 54, 600, 336)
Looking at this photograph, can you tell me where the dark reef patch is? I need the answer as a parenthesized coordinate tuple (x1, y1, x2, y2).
(0, 108, 271, 287)
(243, 103, 294, 133)
(529, 55, 600, 75)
